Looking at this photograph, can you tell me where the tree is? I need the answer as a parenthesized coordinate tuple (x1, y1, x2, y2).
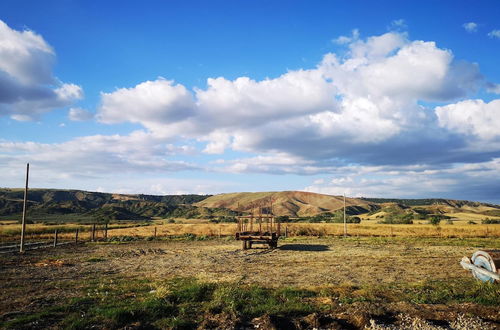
(429, 216, 441, 225)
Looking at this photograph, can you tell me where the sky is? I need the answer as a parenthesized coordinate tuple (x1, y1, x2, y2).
(0, 0, 500, 203)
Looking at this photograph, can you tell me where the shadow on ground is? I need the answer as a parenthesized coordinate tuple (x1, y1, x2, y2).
(279, 244, 329, 251)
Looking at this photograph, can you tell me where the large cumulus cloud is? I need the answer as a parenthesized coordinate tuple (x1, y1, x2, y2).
(0, 20, 82, 120)
(96, 31, 494, 165)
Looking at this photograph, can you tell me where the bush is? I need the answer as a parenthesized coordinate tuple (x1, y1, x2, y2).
(380, 213, 413, 224)
(275, 215, 290, 223)
(429, 216, 442, 225)
(349, 216, 361, 223)
(218, 216, 236, 223)
(301, 212, 361, 224)
(17, 219, 34, 224)
(482, 218, 500, 224)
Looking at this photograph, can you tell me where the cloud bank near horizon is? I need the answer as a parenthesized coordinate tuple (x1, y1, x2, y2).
(1, 20, 499, 202)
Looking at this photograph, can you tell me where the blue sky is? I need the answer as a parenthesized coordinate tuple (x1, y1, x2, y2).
(1, 1, 499, 202)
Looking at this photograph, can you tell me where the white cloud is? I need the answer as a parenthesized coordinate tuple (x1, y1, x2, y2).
(333, 29, 360, 44)
(304, 159, 500, 202)
(486, 83, 500, 94)
(0, 20, 54, 85)
(201, 131, 232, 154)
(93, 31, 486, 165)
(326, 36, 481, 101)
(0, 20, 83, 120)
(97, 78, 195, 128)
(215, 153, 317, 175)
(68, 107, 94, 121)
(435, 99, 500, 140)
(195, 69, 337, 128)
(347, 32, 407, 59)
(0, 131, 198, 181)
(488, 30, 500, 39)
(463, 22, 478, 33)
(390, 19, 407, 30)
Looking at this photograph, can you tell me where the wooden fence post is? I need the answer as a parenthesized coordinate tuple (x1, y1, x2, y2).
(92, 224, 96, 242)
(53, 229, 58, 247)
(104, 223, 108, 240)
(75, 229, 79, 244)
(154, 227, 157, 238)
(285, 226, 288, 238)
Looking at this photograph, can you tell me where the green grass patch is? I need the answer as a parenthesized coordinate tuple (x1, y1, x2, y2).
(320, 278, 500, 306)
(207, 283, 315, 318)
(2, 277, 498, 329)
(402, 279, 500, 305)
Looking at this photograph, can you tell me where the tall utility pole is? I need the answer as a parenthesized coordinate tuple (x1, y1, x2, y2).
(343, 193, 347, 237)
(20, 163, 29, 253)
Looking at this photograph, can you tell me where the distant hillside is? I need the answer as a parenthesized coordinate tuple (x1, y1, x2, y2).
(360, 197, 499, 209)
(195, 191, 380, 217)
(2, 188, 498, 223)
(363, 199, 500, 223)
(0, 188, 211, 222)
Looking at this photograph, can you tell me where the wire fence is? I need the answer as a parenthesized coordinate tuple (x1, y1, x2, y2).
(0, 224, 110, 254)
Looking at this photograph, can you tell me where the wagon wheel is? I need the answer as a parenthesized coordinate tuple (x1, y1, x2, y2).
(471, 250, 500, 283)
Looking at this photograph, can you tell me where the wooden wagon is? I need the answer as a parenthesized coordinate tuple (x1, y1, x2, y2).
(235, 214, 281, 249)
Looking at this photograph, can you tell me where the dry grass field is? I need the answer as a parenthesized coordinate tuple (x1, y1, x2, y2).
(2, 221, 499, 242)
(0, 236, 499, 329)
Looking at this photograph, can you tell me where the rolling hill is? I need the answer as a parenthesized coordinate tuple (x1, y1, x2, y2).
(194, 191, 380, 217)
(0, 188, 213, 222)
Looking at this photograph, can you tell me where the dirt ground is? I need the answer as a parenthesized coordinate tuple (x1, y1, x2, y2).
(1, 237, 499, 329)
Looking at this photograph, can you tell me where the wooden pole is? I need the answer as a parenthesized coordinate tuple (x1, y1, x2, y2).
(20, 163, 29, 253)
(75, 229, 79, 244)
(343, 193, 347, 237)
(104, 223, 108, 240)
(92, 224, 96, 242)
(285, 226, 288, 238)
(53, 229, 58, 247)
(154, 226, 157, 238)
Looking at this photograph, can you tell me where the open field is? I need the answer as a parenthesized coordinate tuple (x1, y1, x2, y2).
(2, 221, 499, 242)
(1, 236, 499, 329)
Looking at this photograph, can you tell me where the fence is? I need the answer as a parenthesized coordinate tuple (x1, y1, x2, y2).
(0, 223, 115, 254)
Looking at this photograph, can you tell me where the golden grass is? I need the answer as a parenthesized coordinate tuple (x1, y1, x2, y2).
(106, 222, 500, 239)
(0, 223, 144, 241)
(3, 222, 499, 241)
(284, 223, 500, 238)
